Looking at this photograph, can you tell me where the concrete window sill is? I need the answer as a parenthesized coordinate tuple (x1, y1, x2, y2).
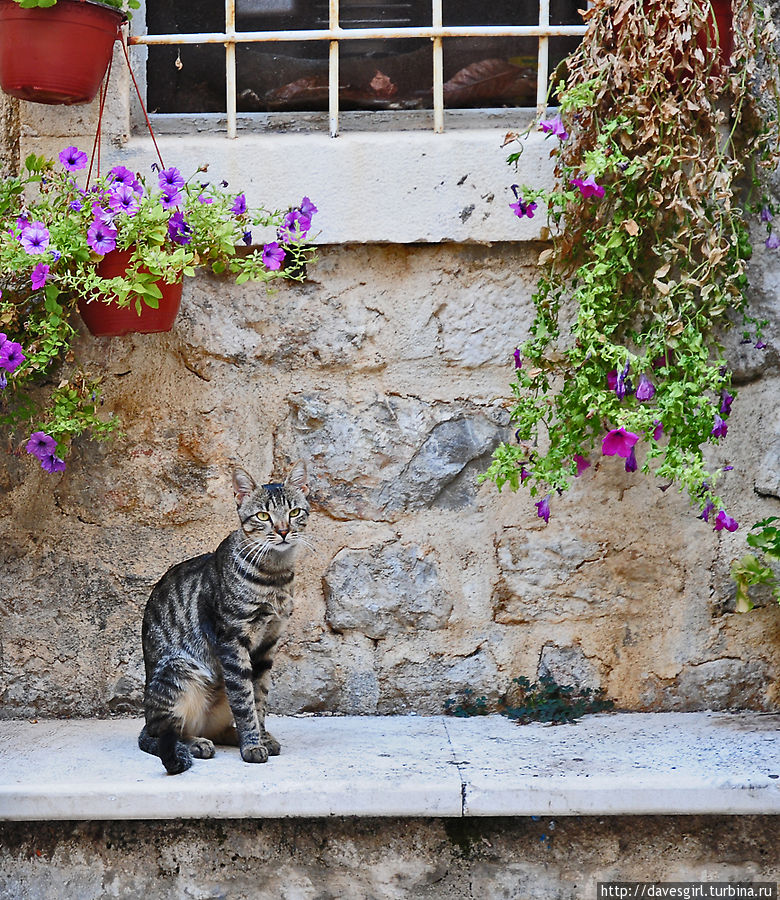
(0, 712, 778, 821)
(20, 126, 554, 245)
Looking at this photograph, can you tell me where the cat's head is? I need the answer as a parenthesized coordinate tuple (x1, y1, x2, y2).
(231, 461, 311, 555)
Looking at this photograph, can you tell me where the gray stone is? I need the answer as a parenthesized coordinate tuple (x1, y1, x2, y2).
(323, 544, 452, 640)
(269, 654, 340, 714)
(536, 643, 603, 692)
(377, 649, 499, 714)
(755, 438, 780, 499)
(276, 393, 506, 520)
(673, 659, 770, 711)
(1, 815, 777, 900)
(340, 670, 380, 715)
(379, 416, 503, 513)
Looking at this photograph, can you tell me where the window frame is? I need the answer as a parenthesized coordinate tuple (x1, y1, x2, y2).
(129, 0, 587, 138)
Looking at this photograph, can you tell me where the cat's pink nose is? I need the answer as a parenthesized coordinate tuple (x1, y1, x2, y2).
(276, 527, 289, 540)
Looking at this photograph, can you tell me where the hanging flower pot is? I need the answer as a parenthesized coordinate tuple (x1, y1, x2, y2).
(707, 0, 733, 68)
(0, 0, 124, 105)
(77, 249, 183, 338)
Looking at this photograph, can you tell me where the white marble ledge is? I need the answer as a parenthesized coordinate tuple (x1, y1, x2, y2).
(0, 712, 777, 821)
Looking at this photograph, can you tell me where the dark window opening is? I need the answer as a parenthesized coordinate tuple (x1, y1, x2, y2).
(145, 0, 583, 115)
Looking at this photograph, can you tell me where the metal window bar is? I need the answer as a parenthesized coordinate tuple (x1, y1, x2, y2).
(129, 7, 587, 138)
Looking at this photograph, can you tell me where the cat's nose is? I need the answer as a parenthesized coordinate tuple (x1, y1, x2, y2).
(276, 527, 289, 540)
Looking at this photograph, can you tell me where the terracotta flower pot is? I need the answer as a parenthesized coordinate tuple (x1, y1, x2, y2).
(77, 249, 183, 337)
(0, 0, 124, 105)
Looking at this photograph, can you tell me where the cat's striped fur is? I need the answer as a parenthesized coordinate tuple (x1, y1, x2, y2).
(138, 461, 311, 774)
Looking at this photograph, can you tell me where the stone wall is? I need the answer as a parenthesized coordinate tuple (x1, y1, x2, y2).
(1, 238, 779, 718)
(1, 816, 777, 900)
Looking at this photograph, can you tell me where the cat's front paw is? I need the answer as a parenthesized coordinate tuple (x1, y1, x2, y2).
(240, 743, 269, 764)
(189, 737, 215, 759)
(262, 731, 281, 756)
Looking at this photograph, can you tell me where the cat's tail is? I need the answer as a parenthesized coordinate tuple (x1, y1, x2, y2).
(138, 723, 193, 775)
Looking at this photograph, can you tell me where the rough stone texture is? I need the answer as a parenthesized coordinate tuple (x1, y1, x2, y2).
(536, 643, 604, 692)
(1, 239, 779, 718)
(324, 543, 453, 639)
(0, 816, 777, 900)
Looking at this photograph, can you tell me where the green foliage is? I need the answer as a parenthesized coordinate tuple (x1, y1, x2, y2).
(11, 0, 139, 17)
(483, 0, 780, 530)
(731, 518, 780, 611)
(444, 675, 614, 726)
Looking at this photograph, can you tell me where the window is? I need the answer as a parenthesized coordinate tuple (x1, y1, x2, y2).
(131, 1, 586, 137)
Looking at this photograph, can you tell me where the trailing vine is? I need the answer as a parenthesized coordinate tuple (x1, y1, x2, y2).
(483, 0, 780, 535)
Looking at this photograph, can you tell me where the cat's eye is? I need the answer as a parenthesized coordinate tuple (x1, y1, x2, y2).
(289, 508, 302, 517)
(255, 512, 271, 521)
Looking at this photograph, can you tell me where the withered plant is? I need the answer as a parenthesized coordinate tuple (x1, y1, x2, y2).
(484, 0, 780, 541)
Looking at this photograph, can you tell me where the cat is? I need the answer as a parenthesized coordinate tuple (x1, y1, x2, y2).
(138, 460, 311, 774)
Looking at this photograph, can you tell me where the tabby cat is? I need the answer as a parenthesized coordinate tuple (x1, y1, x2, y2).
(138, 461, 311, 774)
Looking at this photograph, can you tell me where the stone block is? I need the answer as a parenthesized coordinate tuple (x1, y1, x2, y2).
(323, 543, 452, 640)
(536, 643, 603, 692)
(276, 393, 507, 520)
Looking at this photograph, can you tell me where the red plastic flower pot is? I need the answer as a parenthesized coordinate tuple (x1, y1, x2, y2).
(77, 249, 183, 338)
(0, 0, 124, 105)
(708, 0, 733, 68)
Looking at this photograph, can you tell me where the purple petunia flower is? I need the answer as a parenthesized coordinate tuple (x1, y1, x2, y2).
(720, 390, 733, 417)
(242, 230, 253, 246)
(574, 454, 590, 477)
(108, 165, 137, 187)
(108, 183, 140, 217)
(20, 221, 50, 255)
(25, 430, 57, 461)
(520, 464, 532, 483)
(31, 263, 50, 290)
(539, 115, 569, 140)
(652, 420, 664, 441)
(0, 339, 25, 373)
(624, 446, 638, 472)
(87, 218, 117, 255)
(513, 348, 522, 369)
(606, 370, 618, 391)
(711, 414, 728, 439)
(713, 510, 739, 532)
(571, 175, 605, 199)
(0, 372, 6, 390)
(760, 206, 773, 222)
(69, 199, 83, 212)
(615, 361, 630, 400)
(755, 340, 767, 350)
(279, 209, 310, 242)
(40, 453, 67, 474)
(766, 232, 780, 250)
(510, 197, 537, 219)
(230, 193, 247, 216)
(91, 202, 113, 224)
(602, 427, 640, 459)
(167, 211, 192, 245)
(160, 188, 182, 210)
(262, 242, 286, 271)
(699, 501, 715, 523)
(570, 175, 605, 199)
(197, 194, 214, 205)
(535, 494, 551, 524)
(635, 373, 656, 401)
(58, 146, 88, 172)
(158, 166, 185, 194)
(299, 196, 318, 220)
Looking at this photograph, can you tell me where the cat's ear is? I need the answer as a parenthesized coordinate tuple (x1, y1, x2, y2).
(285, 459, 309, 496)
(232, 467, 257, 506)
